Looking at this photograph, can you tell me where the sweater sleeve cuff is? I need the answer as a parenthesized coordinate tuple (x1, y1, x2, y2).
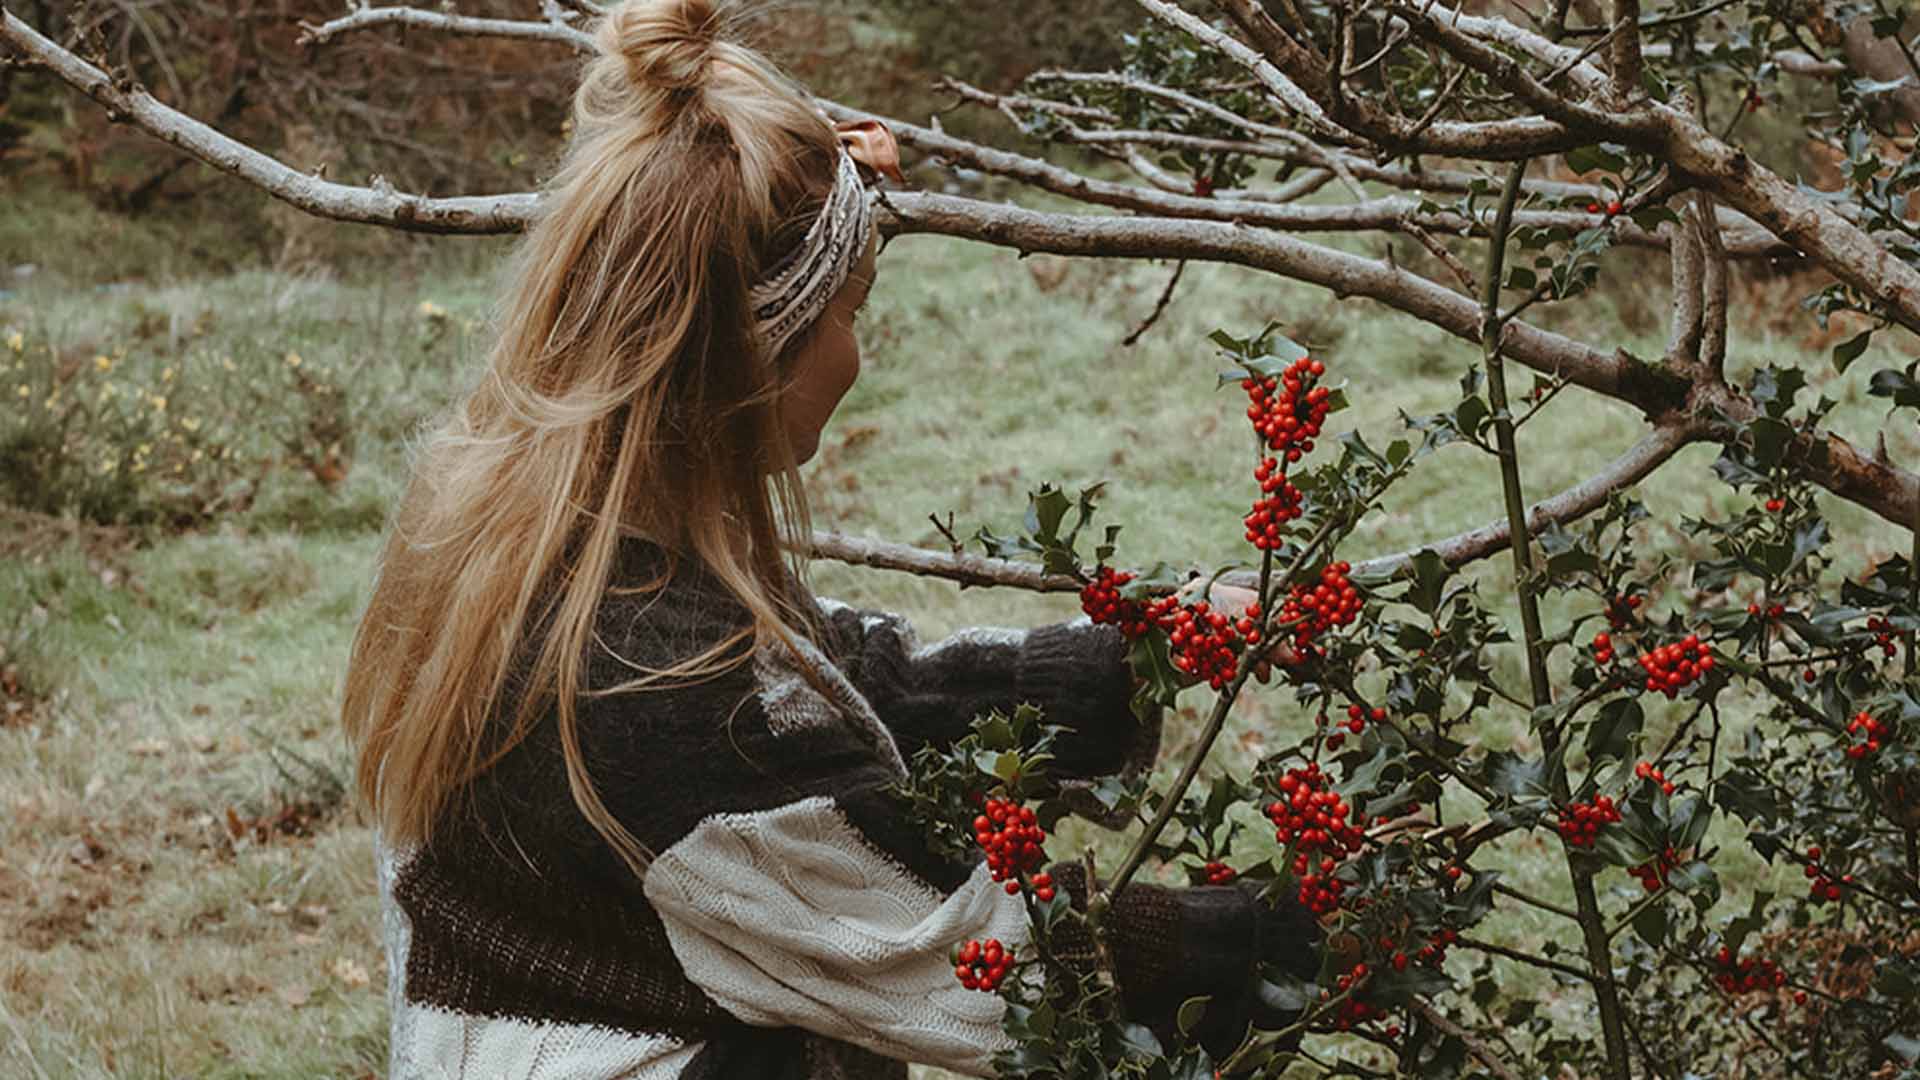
(1043, 863, 1261, 1058)
(1015, 622, 1159, 781)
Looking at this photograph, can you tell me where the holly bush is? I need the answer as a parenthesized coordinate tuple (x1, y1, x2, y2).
(898, 328, 1920, 1079)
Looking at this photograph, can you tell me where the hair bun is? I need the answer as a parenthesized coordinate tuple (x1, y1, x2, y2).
(601, 0, 723, 92)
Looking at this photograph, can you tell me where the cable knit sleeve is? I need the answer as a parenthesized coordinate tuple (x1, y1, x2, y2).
(814, 599, 1159, 781)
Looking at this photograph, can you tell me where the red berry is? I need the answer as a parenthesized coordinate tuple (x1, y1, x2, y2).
(1606, 200, 1623, 215)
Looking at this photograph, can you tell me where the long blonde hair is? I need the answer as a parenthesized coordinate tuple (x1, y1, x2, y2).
(341, 0, 841, 876)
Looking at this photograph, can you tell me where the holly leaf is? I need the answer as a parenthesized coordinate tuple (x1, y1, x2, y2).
(1586, 697, 1644, 763)
(1484, 750, 1551, 799)
(1869, 366, 1920, 410)
(1633, 898, 1669, 947)
(1833, 329, 1873, 373)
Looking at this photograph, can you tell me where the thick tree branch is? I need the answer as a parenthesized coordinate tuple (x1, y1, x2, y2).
(877, 192, 1918, 526)
(834, 104, 1781, 256)
(1655, 106, 1920, 337)
(0, 11, 543, 234)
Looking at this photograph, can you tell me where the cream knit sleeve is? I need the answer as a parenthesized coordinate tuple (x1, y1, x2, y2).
(641, 796, 1029, 1078)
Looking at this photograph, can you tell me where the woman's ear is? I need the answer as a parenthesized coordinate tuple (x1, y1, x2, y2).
(834, 120, 904, 184)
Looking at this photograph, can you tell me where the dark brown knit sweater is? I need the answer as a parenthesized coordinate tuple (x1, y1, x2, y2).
(375, 537, 1292, 1079)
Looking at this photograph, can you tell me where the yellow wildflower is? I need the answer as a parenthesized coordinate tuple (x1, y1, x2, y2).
(418, 301, 445, 319)
(15, 384, 28, 398)
(95, 355, 113, 373)
(136, 443, 151, 456)
(181, 417, 202, 433)
(150, 394, 168, 411)
(161, 366, 175, 382)
(5, 331, 21, 353)
(285, 352, 303, 368)
(99, 457, 117, 475)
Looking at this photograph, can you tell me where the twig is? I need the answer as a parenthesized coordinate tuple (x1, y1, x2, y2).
(1407, 998, 1526, 1080)
(1492, 881, 1583, 921)
(1122, 260, 1187, 346)
(1456, 934, 1598, 981)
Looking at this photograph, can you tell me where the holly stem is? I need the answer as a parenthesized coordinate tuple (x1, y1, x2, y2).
(1098, 523, 1337, 913)
(1481, 157, 1632, 1080)
(1604, 884, 1669, 942)
(1456, 933, 1596, 982)
(1489, 881, 1582, 922)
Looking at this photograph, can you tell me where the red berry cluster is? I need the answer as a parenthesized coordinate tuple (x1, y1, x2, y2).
(1802, 846, 1851, 903)
(1078, 566, 1150, 637)
(1151, 597, 1252, 689)
(1342, 702, 1384, 735)
(1584, 199, 1624, 216)
(1266, 762, 1367, 914)
(1245, 457, 1304, 550)
(974, 798, 1046, 888)
(1244, 356, 1329, 458)
(1240, 358, 1330, 550)
(1274, 561, 1362, 662)
(1633, 760, 1677, 796)
(1604, 593, 1643, 630)
(1866, 616, 1899, 658)
(1630, 845, 1682, 893)
(952, 937, 1013, 992)
(1845, 710, 1888, 759)
(1746, 601, 1786, 621)
(1637, 634, 1714, 697)
(1203, 860, 1237, 885)
(1554, 794, 1620, 848)
(1328, 995, 1383, 1031)
(1764, 497, 1786, 513)
(1713, 946, 1787, 995)
(1590, 631, 1616, 666)
(1414, 927, 1458, 967)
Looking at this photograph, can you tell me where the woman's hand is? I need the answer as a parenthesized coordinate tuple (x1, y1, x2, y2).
(1175, 578, 1298, 683)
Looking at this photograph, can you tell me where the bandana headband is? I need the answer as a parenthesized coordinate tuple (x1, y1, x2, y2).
(750, 148, 875, 360)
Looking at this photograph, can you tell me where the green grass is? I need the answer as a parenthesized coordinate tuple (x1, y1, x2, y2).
(1, 173, 1915, 1077)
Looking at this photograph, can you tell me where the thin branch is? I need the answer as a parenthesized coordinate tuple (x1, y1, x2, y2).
(297, 4, 597, 52)
(1609, 1, 1645, 106)
(1135, 0, 1344, 139)
(1121, 260, 1187, 346)
(1456, 934, 1597, 982)
(1693, 190, 1730, 379)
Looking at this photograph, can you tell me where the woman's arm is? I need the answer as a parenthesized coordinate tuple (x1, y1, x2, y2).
(815, 599, 1160, 780)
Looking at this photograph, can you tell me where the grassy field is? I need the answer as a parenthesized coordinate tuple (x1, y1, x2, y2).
(1, 171, 1916, 1078)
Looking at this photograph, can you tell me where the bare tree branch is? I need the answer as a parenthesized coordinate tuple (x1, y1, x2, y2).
(1, 11, 543, 234)
(1693, 190, 1730, 378)
(296, 4, 596, 52)
(1211, 0, 1593, 158)
(1609, 1, 1645, 104)
(876, 191, 1920, 527)
(803, 420, 1701, 595)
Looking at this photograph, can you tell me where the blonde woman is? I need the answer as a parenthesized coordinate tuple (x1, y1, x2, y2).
(341, 1, 1320, 1076)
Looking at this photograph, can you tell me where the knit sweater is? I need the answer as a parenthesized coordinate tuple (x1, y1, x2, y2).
(376, 536, 1289, 1079)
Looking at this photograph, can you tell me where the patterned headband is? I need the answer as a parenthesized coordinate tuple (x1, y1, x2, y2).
(749, 148, 875, 360)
